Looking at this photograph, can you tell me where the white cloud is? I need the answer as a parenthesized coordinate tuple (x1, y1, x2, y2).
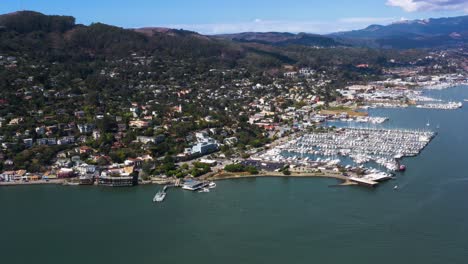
(163, 17, 398, 35)
(386, 0, 468, 12)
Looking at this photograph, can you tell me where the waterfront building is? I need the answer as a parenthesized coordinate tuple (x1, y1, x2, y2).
(0, 171, 17, 182)
(98, 166, 137, 187)
(182, 180, 209, 191)
(98, 174, 135, 187)
(79, 174, 95, 185)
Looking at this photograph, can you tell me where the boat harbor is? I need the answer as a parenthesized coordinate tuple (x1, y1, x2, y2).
(249, 127, 436, 186)
(416, 101, 463, 110)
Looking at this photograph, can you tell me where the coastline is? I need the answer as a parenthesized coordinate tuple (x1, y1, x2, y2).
(203, 171, 358, 186)
(0, 179, 65, 186)
(0, 171, 358, 187)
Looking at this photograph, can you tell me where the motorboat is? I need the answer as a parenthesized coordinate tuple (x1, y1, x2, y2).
(198, 188, 210, 193)
(153, 190, 166, 202)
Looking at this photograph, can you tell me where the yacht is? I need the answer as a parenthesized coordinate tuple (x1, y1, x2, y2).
(208, 182, 217, 189)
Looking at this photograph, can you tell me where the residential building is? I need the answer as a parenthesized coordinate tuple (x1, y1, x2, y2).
(77, 123, 95, 134)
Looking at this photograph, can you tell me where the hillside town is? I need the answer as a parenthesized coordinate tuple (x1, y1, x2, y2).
(1, 45, 467, 187)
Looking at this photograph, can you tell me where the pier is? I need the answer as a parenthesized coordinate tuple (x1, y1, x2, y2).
(349, 177, 379, 187)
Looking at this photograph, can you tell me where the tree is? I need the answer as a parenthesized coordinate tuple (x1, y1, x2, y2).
(224, 163, 245, 172)
(97, 157, 110, 166)
(246, 166, 259, 175)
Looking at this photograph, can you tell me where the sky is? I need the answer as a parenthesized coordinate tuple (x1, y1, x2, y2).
(0, 0, 467, 34)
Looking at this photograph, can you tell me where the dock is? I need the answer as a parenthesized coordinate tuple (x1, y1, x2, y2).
(349, 177, 379, 187)
(153, 185, 173, 203)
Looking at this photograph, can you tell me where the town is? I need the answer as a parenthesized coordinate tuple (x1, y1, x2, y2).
(1, 46, 466, 189)
(0, 11, 468, 188)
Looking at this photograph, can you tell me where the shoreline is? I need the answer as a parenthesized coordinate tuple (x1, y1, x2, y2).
(203, 171, 358, 186)
(0, 171, 359, 187)
(0, 179, 65, 186)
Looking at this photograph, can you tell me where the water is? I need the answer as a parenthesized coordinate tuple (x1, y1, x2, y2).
(2, 86, 468, 264)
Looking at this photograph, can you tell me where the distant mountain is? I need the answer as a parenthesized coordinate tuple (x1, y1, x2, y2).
(215, 32, 342, 47)
(330, 15, 468, 49)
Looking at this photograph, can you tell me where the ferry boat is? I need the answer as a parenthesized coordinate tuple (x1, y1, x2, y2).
(153, 190, 166, 202)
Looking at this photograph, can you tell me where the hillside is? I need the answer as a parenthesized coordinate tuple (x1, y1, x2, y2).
(215, 32, 342, 47)
(0, 11, 297, 68)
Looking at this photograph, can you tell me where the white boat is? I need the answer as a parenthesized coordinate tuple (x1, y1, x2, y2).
(198, 188, 210, 193)
(153, 191, 166, 202)
(208, 182, 216, 189)
(393, 185, 398, 190)
(63, 182, 80, 186)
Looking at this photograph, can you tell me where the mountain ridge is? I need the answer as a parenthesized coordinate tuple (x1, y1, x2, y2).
(329, 15, 468, 48)
(1, 11, 467, 51)
(213, 32, 343, 47)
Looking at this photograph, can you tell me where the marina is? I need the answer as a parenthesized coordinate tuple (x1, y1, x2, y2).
(329, 116, 389, 124)
(416, 101, 463, 110)
(258, 127, 435, 173)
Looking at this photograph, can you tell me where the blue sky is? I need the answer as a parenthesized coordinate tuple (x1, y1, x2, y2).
(1, 0, 467, 34)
